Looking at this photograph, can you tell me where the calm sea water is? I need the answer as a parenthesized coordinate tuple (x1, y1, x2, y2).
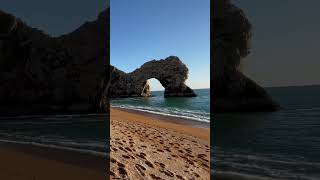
(0, 89, 209, 157)
(0, 114, 107, 156)
(5, 86, 319, 179)
(214, 85, 320, 180)
(111, 88, 210, 123)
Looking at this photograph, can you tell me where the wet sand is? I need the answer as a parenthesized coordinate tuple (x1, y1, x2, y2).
(0, 142, 106, 180)
(110, 107, 210, 179)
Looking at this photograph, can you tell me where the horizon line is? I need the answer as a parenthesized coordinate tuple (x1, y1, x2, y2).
(263, 84, 320, 88)
(151, 87, 210, 92)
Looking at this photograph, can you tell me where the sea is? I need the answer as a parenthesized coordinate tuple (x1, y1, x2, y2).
(214, 85, 320, 180)
(0, 114, 107, 156)
(111, 88, 210, 124)
(0, 89, 210, 160)
(2, 86, 319, 179)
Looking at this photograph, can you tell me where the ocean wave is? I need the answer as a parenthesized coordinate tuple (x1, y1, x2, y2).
(214, 147, 320, 180)
(0, 119, 105, 125)
(0, 139, 106, 157)
(214, 171, 320, 180)
(0, 113, 107, 120)
(0, 133, 106, 157)
(111, 104, 210, 123)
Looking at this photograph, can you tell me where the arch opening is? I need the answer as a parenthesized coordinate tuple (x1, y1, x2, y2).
(143, 78, 165, 96)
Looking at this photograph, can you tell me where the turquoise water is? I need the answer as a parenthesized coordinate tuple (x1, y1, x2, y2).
(111, 89, 210, 123)
(0, 114, 107, 156)
(214, 85, 320, 180)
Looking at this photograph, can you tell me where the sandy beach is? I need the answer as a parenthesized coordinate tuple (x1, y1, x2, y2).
(110, 107, 210, 179)
(0, 142, 106, 180)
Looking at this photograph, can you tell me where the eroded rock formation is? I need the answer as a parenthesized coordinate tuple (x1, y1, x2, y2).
(213, 0, 278, 112)
(0, 9, 109, 116)
(0, 8, 195, 116)
(1, 0, 277, 115)
(110, 56, 196, 98)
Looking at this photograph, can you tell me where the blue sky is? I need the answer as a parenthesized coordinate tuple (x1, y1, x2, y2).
(3, 1, 319, 89)
(233, 0, 320, 87)
(111, 0, 210, 91)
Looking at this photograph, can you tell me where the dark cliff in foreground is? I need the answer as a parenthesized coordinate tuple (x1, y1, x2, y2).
(0, 9, 109, 116)
(212, 0, 278, 112)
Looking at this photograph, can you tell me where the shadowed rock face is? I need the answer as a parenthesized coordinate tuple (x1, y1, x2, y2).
(213, 0, 278, 112)
(110, 56, 196, 98)
(0, 8, 195, 116)
(0, 9, 109, 115)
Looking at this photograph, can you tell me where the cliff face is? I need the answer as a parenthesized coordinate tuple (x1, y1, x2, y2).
(0, 0, 277, 115)
(110, 56, 196, 98)
(0, 9, 109, 115)
(213, 0, 278, 112)
(0, 9, 195, 116)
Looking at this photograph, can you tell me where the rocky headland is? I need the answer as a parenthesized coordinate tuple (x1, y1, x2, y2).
(0, 9, 109, 116)
(212, 0, 279, 112)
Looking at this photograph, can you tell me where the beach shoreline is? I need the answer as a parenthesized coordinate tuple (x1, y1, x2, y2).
(111, 107, 210, 140)
(110, 107, 210, 179)
(111, 106, 210, 129)
(0, 106, 211, 180)
(0, 141, 106, 179)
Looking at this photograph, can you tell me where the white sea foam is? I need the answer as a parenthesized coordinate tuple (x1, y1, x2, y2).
(111, 104, 210, 123)
(0, 113, 107, 119)
(0, 139, 107, 157)
(214, 147, 320, 180)
(0, 119, 105, 125)
(0, 131, 107, 157)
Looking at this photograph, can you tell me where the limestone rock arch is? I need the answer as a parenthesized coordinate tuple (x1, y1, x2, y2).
(110, 56, 196, 98)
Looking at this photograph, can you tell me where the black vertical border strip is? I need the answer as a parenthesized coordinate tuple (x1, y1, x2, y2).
(210, 0, 215, 179)
(105, 6, 111, 180)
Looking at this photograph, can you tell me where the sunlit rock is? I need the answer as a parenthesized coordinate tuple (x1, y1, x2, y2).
(110, 56, 197, 98)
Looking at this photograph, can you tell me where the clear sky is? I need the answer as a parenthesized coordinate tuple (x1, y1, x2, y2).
(233, 0, 320, 87)
(0, 1, 108, 36)
(111, 0, 210, 91)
